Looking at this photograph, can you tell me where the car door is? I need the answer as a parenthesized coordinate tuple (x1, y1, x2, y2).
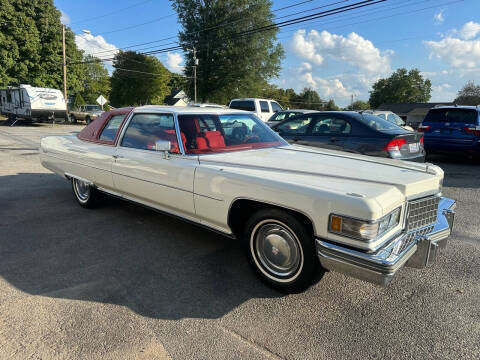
(303, 115, 352, 151)
(274, 114, 315, 144)
(111, 112, 197, 217)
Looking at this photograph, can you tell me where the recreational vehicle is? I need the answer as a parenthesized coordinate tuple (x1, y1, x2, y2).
(0, 85, 67, 121)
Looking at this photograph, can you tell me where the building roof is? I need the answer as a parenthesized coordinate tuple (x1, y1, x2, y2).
(377, 103, 454, 115)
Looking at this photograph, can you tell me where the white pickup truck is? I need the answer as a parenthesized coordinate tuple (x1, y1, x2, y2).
(229, 98, 283, 122)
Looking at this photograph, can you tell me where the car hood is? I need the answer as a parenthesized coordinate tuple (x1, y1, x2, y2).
(198, 145, 443, 202)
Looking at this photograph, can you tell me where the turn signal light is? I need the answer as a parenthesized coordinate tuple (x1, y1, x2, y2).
(463, 126, 480, 136)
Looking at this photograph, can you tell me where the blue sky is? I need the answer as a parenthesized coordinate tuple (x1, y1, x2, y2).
(55, 0, 480, 107)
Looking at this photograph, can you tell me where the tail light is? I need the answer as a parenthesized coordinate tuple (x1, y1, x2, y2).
(463, 126, 480, 136)
(420, 136, 424, 145)
(417, 124, 431, 132)
(384, 138, 407, 152)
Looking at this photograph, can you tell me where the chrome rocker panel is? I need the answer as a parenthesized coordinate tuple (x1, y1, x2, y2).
(316, 197, 456, 287)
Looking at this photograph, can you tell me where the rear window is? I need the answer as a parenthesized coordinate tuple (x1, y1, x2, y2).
(424, 108, 478, 124)
(358, 114, 401, 131)
(230, 100, 255, 112)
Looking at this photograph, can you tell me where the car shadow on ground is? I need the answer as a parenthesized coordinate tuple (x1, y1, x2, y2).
(0, 172, 288, 320)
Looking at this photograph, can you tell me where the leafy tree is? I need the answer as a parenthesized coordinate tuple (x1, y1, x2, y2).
(73, 93, 86, 109)
(110, 51, 171, 107)
(345, 100, 370, 111)
(290, 88, 324, 110)
(369, 68, 432, 108)
(78, 55, 110, 105)
(171, 0, 284, 104)
(168, 73, 187, 93)
(454, 81, 480, 105)
(324, 99, 340, 111)
(0, 0, 84, 93)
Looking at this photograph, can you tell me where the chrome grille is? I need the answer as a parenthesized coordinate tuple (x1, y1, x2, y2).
(396, 196, 440, 254)
(406, 196, 439, 231)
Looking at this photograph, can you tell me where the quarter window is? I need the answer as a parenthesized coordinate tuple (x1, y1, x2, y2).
(121, 113, 180, 153)
(276, 116, 313, 135)
(260, 101, 270, 113)
(311, 117, 351, 135)
(99, 114, 126, 142)
(271, 101, 283, 112)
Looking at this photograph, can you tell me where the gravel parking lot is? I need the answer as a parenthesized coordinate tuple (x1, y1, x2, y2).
(0, 123, 479, 360)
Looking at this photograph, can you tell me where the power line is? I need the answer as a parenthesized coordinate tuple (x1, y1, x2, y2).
(69, 0, 157, 25)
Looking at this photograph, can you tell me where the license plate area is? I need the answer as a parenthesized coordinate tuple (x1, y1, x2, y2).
(409, 142, 419, 152)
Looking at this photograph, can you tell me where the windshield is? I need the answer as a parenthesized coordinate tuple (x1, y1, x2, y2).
(86, 105, 101, 111)
(387, 113, 405, 126)
(178, 113, 286, 154)
(359, 114, 403, 131)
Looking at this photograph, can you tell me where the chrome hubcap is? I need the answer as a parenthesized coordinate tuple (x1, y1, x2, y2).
(74, 179, 90, 201)
(255, 222, 301, 277)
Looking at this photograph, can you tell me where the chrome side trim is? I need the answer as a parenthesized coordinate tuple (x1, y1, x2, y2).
(64, 172, 93, 185)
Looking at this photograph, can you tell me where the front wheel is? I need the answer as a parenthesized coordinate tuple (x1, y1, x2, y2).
(85, 116, 91, 124)
(72, 178, 101, 208)
(70, 115, 77, 123)
(244, 209, 319, 293)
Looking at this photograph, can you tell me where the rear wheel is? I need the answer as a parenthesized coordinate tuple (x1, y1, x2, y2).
(244, 209, 318, 293)
(70, 114, 77, 123)
(72, 178, 101, 208)
(85, 116, 91, 124)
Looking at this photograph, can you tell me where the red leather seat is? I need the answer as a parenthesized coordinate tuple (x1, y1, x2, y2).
(204, 131, 225, 148)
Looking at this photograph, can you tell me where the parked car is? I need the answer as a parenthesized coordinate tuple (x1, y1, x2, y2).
(362, 110, 414, 131)
(40, 106, 455, 292)
(271, 111, 426, 162)
(418, 105, 480, 157)
(267, 109, 315, 127)
(229, 98, 283, 122)
(69, 104, 103, 124)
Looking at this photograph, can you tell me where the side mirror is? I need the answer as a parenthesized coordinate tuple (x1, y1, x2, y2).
(154, 140, 171, 159)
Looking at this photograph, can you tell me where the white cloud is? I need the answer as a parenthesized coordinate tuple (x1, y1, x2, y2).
(75, 32, 118, 60)
(60, 10, 70, 25)
(425, 27, 480, 69)
(431, 83, 456, 102)
(165, 52, 184, 74)
(458, 21, 480, 40)
(289, 29, 392, 74)
(434, 10, 445, 24)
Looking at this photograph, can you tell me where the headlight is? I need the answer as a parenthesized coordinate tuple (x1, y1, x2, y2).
(329, 207, 401, 241)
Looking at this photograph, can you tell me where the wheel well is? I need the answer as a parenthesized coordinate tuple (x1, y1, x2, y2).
(228, 199, 315, 239)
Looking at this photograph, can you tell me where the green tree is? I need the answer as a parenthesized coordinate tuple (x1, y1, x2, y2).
(345, 100, 370, 111)
(454, 81, 480, 105)
(171, 0, 284, 104)
(78, 55, 110, 105)
(324, 99, 340, 111)
(0, 0, 84, 93)
(110, 51, 171, 107)
(369, 68, 432, 108)
(291, 88, 324, 110)
(73, 93, 86, 109)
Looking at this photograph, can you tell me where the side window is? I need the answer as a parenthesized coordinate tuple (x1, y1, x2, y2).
(311, 117, 351, 135)
(271, 101, 283, 113)
(276, 116, 313, 135)
(99, 114, 126, 142)
(229, 100, 255, 112)
(260, 101, 270, 113)
(377, 113, 386, 120)
(121, 113, 180, 153)
(6, 92, 12, 103)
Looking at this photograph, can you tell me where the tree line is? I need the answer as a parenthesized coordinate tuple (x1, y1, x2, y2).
(1, 0, 478, 112)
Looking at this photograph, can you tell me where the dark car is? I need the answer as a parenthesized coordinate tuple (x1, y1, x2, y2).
(419, 106, 480, 156)
(266, 109, 315, 127)
(271, 111, 425, 162)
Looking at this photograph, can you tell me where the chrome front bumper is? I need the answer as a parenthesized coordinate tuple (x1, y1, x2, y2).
(316, 197, 456, 287)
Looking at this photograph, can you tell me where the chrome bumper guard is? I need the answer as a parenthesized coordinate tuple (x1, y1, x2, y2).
(316, 197, 456, 287)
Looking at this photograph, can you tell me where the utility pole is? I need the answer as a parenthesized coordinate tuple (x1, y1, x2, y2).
(192, 47, 198, 103)
(62, 25, 68, 119)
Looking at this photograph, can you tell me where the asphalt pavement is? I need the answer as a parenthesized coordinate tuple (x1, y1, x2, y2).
(0, 122, 479, 360)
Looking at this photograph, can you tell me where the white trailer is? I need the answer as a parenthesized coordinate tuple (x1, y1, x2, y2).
(0, 84, 67, 121)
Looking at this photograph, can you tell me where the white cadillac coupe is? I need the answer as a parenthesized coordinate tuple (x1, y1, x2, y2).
(40, 106, 456, 292)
